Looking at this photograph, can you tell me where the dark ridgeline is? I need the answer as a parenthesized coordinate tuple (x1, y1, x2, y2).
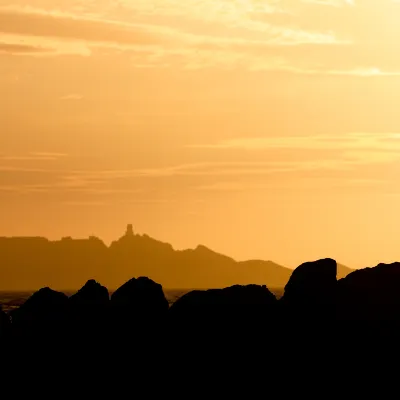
(0, 225, 298, 291)
(2, 259, 398, 338)
(2, 256, 400, 386)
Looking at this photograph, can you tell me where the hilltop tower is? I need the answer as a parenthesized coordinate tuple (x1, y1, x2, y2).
(126, 224, 134, 236)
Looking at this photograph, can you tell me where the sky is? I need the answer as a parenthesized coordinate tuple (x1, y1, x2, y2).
(1, 0, 400, 269)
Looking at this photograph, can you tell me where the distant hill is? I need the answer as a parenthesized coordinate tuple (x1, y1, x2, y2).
(337, 263, 354, 279)
(0, 225, 293, 291)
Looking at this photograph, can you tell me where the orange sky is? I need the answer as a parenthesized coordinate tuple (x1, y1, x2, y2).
(1, 0, 400, 269)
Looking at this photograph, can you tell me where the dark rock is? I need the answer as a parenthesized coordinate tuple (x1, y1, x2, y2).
(11, 287, 69, 339)
(0, 305, 10, 338)
(279, 258, 336, 325)
(70, 279, 109, 308)
(69, 280, 110, 340)
(281, 259, 336, 304)
(337, 262, 400, 322)
(169, 284, 277, 330)
(110, 277, 168, 340)
(168, 285, 278, 358)
(170, 284, 276, 310)
(111, 276, 168, 313)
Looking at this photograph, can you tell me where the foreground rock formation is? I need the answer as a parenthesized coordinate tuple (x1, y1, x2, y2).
(1, 259, 400, 360)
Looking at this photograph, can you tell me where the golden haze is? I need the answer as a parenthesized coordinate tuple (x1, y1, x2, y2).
(1, 0, 400, 271)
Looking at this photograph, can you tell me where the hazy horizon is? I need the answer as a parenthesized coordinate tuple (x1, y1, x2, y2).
(0, 224, 357, 271)
(1, 0, 400, 271)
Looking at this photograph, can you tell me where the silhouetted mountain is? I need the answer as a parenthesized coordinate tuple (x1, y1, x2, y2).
(337, 263, 354, 279)
(0, 236, 108, 290)
(0, 225, 293, 290)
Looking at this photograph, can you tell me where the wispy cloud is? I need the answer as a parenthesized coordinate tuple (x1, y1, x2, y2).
(0, 41, 50, 54)
(301, 0, 354, 6)
(0, 3, 350, 70)
(188, 133, 400, 152)
(0, 152, 68, 161)
(1, 1, 400, 74)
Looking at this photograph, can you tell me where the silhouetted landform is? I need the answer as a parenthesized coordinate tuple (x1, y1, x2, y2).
(280, 258, 336, 326)
(69, 279, 109, 340)
(2, 259, 399, 348)
(11, 287, 69, 339)
(110, 277, 169, 342)
(0, 224, 316, 291)
(0, 305, 10, 339)
(337, 263, 354, 279)
(338, 262, 400, 322)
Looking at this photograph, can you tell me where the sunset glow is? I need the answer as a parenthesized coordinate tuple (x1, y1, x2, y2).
(1, 0, 400, 269)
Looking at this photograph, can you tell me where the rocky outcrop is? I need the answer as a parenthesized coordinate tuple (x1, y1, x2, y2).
(111, 277, 169, 313)
(171, 284, 276, 310)
(169, 285, 277, 332)
(69, 280, 110, 340)
(11, 287, 69, 339)
(70, 279, 109, 308)
(280, 258, 337, 322)
(337, 262, 400, 321)
(110, 277, 169, 342)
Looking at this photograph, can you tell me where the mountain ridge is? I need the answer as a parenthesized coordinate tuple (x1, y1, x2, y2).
(0, 225, 353, 290)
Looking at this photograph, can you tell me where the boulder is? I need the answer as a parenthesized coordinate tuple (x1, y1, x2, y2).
(111, 277, 168, 313)
(70, 279, 109, 308)
(69, 280, 110, 339)
(170, 284, 276, 310)
(279, 258, 337, 324)
(110, 277, 168, 341)
(337, 262, 400, 322)
(11, 287, 69, 339)
(169, 284, 277, 330)
(282, 258, 337, 302)
(168, 285, 278, 356)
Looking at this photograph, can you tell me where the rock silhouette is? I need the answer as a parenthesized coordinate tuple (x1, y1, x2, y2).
(1, 257, 400, 357)
(338, 262, 400, 322)
(111, 276, 169, 314)
(279, 258, 337, 343)
(69, 279, 110, 341)
(169, 284, 278, 347)
(170, 284, 277, 312)
(110, 277, 169, 345)
(0, 305, 10, 338)
(11, 287, 69, 340)
(281, 259, 336, 310)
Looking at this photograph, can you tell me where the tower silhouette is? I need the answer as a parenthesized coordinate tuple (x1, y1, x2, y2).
(126, 224, 134, 236)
